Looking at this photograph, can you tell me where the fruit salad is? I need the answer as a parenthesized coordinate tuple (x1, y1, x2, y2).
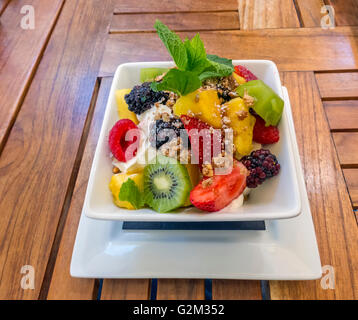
(108, 21, 284, 213)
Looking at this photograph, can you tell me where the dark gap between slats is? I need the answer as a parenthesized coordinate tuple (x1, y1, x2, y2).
(260, 280, 271, 300)
(330, 129, 358, 133)
(113, 10, 239, 15)
(122, 221, 265, 230)
(150, 279, 158, 300)
(109, 28, 241, 34)
(322, 97, 358, 102)
(96, 279, 104, 300)
(205, 279, 212, 300)
(292, 0, 304, 27)
(314, 69, 358, 74)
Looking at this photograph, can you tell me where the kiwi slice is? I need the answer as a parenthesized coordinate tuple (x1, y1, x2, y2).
(144, 157, 192, 213)
(140, 68, 169, 83)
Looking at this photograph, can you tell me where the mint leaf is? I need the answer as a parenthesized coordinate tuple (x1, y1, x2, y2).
(154, 20, 188, 70)
(118, 178, 145, 209)
(184, 34, 209, 74)
(207, 54, 234, 68)
(151, 69, 201, 96)
(199, 55, 234, 81)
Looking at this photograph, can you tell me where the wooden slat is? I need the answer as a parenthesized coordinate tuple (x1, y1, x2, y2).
(110, 12, 240, 33)
(0, 0, 64, 153)
(324, 100, 358, 131)
(47, 78, 110, 299)
(0, 0, 115, 300)
(101, 279, 150, 300)
(85, 80, 149, 301)
(113, 0, 238, 13)
(99, 27, 358, 77)
(156, 280, 205, 300)
(295, 0, 325, 27)
(238, 0, 300, 29)
(269, 72, 358, 299)
(342, 169, 358, 209)
(0, 0, 10, 15)
(212, 280, 262, 299)
(316, 72, 358, 100)
(326, 0, 358, 26)
(332, 132, 358, 167)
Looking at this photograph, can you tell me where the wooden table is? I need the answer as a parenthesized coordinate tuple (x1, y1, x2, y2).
(0, 0, 357, 300)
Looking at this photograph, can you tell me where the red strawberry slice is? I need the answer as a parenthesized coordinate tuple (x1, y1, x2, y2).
(253, 115, 280, 144)
(180, 115, 222, 165)
(234, 65, 258, 82)
(109, 119, 140, 162)
(190, 161, 248, 212)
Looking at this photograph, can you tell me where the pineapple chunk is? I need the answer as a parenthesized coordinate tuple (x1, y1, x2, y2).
(232, 72, 247, 85)
(183, 163, 201, 207)
(109, 172, 144, 209)
(115, 89, 138, 124)
(173, 89, 222, 128)
(223, 97, 256, 156)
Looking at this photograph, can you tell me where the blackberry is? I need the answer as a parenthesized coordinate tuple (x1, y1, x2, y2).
(149, 119, 187, 149)
(241, 149, 280, 188)
(125, 82, 169, 115)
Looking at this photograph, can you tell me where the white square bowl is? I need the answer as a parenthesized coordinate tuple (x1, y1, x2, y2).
(84, 60, 301, 221)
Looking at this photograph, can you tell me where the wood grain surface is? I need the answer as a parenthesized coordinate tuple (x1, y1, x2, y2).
(113, 0, 238, 13)
(46, 78, 108, 300)
(332, 133, 358, 167)
(0, 0, 64, 153)
(110, 12, 240, 33)
(343, 169, 358, 209)
(295, 0, 325, 27)
(324, 100, 358, 131)
(326, 0, 358, 26)
(0, 0, 10, 15)
(0, 0, 114, 300)
(100, 27, 358, 76)
(156, 280, 205, 300)
(1, 0, 358, 301)
(269, 72, 358, 299)
(316, 72, 358, 99)
(212, 280, 262, 299)
(101, 279, 150, 300)
(238, 0, 300, 29)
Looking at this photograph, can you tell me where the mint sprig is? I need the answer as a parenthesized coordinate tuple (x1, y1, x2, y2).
(152, 20, 234, 96)
(118, 178, 145, 209)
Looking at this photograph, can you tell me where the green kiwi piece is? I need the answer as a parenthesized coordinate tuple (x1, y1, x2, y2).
(140, 68, 169, 83)
(144, 157, 192, 213)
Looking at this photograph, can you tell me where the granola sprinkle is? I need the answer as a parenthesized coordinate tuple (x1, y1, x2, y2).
(202, 177, 213, 188)
(202, 163, 214, 177)
(236, 110, 248, 120)
(243, 89, 255, 107)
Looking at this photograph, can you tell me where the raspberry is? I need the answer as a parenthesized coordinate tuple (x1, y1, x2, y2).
(109, 119, 140, 162)
(234, 65, 258, 82)
(253, 115, 280, 144)
(124, 82, 169, 115)
(149, 118, 186, 149)
(241, 149, 280, 188)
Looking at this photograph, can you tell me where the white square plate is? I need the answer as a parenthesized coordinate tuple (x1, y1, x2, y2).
(85, 60, 301, 221)
(71, 88, 322, 280)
